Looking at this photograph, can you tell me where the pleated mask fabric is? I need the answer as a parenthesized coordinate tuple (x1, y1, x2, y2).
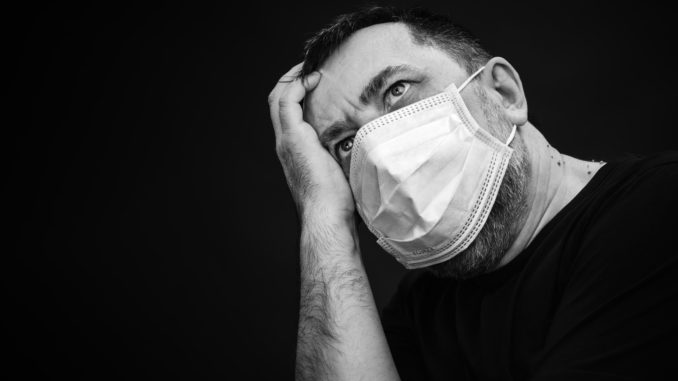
(349, 67, 517, 269)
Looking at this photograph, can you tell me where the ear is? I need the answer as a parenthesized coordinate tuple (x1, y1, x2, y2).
(478, 57, 528, 126)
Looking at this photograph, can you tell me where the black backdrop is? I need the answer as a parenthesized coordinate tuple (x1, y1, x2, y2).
(8, 1, 678, 379)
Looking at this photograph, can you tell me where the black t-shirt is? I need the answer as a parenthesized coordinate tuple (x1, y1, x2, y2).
(381, 151, 678, 381)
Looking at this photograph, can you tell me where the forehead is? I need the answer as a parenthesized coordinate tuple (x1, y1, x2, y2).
(304, 22, 467, 135)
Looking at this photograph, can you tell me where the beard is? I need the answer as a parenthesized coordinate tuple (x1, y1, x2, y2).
(427, 85, 530, 280)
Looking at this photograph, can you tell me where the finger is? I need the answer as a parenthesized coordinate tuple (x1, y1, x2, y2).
(278, 72, 321, 131)
(278, 68, 302, 83)
(270, 62, 304, 100)
(269, 63, 304, 137)
(280, 62, 304, 80)
(280, 71, 321, 108)
(269, 94, 283, 138)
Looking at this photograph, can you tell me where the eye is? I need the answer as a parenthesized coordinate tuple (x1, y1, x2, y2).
(338, 136, 354, 153)
(385, 82, 410, 106)
(335, 136, 355, 164)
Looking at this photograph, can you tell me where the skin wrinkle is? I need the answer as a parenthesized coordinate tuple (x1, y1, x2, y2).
(317, 68, 368, 120)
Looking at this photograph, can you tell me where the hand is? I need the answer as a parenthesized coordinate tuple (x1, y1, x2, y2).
(268, 63, 355, 221)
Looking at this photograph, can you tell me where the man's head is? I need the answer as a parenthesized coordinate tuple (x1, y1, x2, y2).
(301, 6, 531, 279)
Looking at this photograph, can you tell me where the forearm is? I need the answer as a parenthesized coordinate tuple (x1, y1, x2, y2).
(295, 213, 399, 381)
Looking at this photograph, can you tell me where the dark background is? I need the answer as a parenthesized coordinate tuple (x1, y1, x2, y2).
(7, 1, 677, 379)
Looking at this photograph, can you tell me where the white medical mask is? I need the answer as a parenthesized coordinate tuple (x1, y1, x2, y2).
(349, 67, 517, 269)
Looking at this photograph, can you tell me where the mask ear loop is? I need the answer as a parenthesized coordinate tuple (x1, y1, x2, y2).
(458, 66, 486, 92)
(458, 66, 518, 147)
(506, 124, 517, 146)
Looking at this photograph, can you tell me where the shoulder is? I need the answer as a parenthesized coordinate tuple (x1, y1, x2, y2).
(571, 151, 678, 238)
(533, 152, 678, 379)
(554, 151, 678, 314)
(569, 151, 677, 259)
(600, 150, 678, 195)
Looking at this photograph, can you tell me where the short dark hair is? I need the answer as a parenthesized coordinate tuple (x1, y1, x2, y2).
(300, 6, 492, 78)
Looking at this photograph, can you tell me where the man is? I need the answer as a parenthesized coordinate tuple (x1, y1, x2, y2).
(268, 6, 677, 381)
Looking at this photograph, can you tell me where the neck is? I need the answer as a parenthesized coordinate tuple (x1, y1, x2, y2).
(497, 123, 605, 267)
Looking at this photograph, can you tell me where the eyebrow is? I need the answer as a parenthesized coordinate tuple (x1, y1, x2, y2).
(359, 64, 415, 105)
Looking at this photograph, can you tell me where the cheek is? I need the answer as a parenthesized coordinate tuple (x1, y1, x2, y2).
(465, 87, 513, 140)
(461, 91, 490, 127)
(340, 154, 352, 180)
(343, 166, 351, 181)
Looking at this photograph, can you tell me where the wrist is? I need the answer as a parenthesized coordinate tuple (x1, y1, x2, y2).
(300, 206, 361, 258)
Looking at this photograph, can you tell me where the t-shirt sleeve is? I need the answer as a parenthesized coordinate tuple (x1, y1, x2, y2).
(531, 154, 678, 380)
(380, 271, 430, 381)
